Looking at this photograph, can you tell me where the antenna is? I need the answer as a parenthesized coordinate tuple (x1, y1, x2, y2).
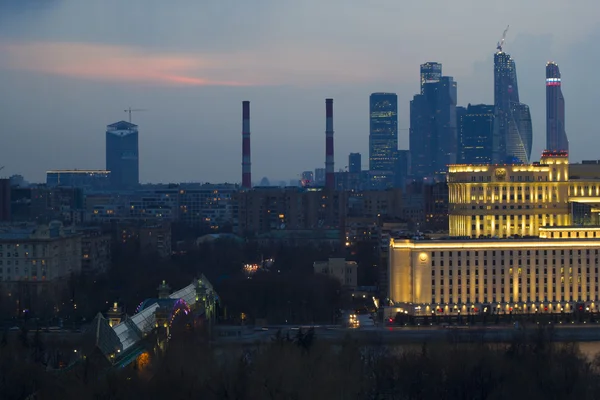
(124, 107, 147, 123)
(496, 25, 509, 52)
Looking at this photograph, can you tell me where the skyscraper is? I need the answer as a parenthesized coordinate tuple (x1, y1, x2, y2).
(369, 93, 398, 172)
(410, 75, 457, 180)
(106, 121, 139, 189)
(493, 50, 532, 164)
(546, 62, 569, 152)
(420, 62, 442, 94)
(458, 104, 495, 164)
(348, 153, 361, 174)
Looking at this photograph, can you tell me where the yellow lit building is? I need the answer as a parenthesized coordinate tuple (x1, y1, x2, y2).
(389, 151, 600, 315)
(448, 151, 570, 238)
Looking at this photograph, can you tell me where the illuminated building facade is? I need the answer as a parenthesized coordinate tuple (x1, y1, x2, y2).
(546, 62, 569, 152)
(448, 151, 570, 238)
(390, 235, 600, 314)
(369, 93, 398, 188)
(389, 152, 600, 314)
(493, 51, 532, 164)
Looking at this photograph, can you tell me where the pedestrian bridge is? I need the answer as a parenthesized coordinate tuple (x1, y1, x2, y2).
(86, 275, 217, 368)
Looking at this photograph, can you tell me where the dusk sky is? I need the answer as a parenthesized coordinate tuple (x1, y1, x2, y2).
(1, 0, 599, 184)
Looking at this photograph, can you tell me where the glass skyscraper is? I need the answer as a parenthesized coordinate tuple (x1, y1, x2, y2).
(369, 93, 398, 177)
(348, 153, 361, 174)
(458, 104, 495, 164)
(106, 121, 139, 189)
(420, 62, 442, 94)
(493, 51, 532, 164)
(546, 62, 569, 152)
(410, 75, 457, 180)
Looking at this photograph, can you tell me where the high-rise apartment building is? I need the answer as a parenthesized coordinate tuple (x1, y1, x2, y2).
(546, 62, 569, 152)
(410, 75, 457, 180)
(458, 104, 495, 164)
(493, 51, 532, 164)
(349, 153, 361, 174)
(420, 62, 442, 94)
(106, 121, 139, 189)
(369, 93, 398, 177)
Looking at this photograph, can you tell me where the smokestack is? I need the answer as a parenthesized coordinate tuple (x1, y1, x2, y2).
(242, 101, 251, 189)
(325, 98, 334, 189)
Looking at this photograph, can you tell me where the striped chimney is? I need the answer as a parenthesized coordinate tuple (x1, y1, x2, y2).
(325, 98, 335, 189)
(242, 101, 252, 189)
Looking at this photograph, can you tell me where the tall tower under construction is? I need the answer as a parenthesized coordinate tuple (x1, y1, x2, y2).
(493, 27, 532, 164)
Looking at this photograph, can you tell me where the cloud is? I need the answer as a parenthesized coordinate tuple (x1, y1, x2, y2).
(0, 41, 254, 87)
(0, 39, 407, 87)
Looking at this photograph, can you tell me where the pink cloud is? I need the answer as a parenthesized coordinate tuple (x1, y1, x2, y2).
(0, 41, 254, 87)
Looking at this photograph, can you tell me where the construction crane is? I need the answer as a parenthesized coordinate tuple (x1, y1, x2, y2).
(497, 25, 509, 52)
(124, 107, 147, 123)
(0, 166, 4, 173)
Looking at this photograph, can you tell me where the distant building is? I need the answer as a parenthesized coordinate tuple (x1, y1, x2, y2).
(0, 179, 10, 222)
(79, 227, 111, 275)
(233, 187, 347, 235)
(410, 74, 457, 181)
(493, 50, 532, 163)
(314, 168, 326, 186)
(394, 150, 411, 190)
(313, 258, 358, 289)
(458, 104, 495, 164)
(106, 121, 139, 189)
(46, 170, 110, 190)
(420, 62, 442, 94)
(0, 222, 82, 286)
(301, 171, 314, 186)
(349, 153, 361, 174)
(139, 222, 172, 258)
(546, 62, 569, 152)
(369, 93, 398, 189)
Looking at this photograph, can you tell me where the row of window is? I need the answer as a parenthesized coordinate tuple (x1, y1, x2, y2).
(431, 249, 599, 257)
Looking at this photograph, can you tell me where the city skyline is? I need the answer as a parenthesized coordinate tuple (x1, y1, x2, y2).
(0, 1, 599, 183)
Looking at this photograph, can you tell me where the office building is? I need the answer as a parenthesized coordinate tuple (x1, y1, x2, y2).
(420, 62, 442, 94)
(388, 152, 600, 316)
(349, 153, 361, 174)
(369, 93, 398, 186)
(447, 150, 571, 238)
(458, 104, 495, 164)
(493, 50, 532, 164)
(546, 62, 569, 152)
(410, 75, 457, 180)
(46, 170, 110, 190)
(106, 121, 139, 189)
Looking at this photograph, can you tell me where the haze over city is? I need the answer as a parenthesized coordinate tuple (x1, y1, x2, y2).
(1, 0, 599, 183)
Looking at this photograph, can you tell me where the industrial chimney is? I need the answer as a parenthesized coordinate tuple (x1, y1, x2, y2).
(325, 98, 334, 189)
(242, 101, 251, 189)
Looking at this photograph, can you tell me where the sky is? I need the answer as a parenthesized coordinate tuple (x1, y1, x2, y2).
(1, 0, 599, 184)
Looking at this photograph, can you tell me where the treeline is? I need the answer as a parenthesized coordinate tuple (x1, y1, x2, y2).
(12, 326, 600, 400)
